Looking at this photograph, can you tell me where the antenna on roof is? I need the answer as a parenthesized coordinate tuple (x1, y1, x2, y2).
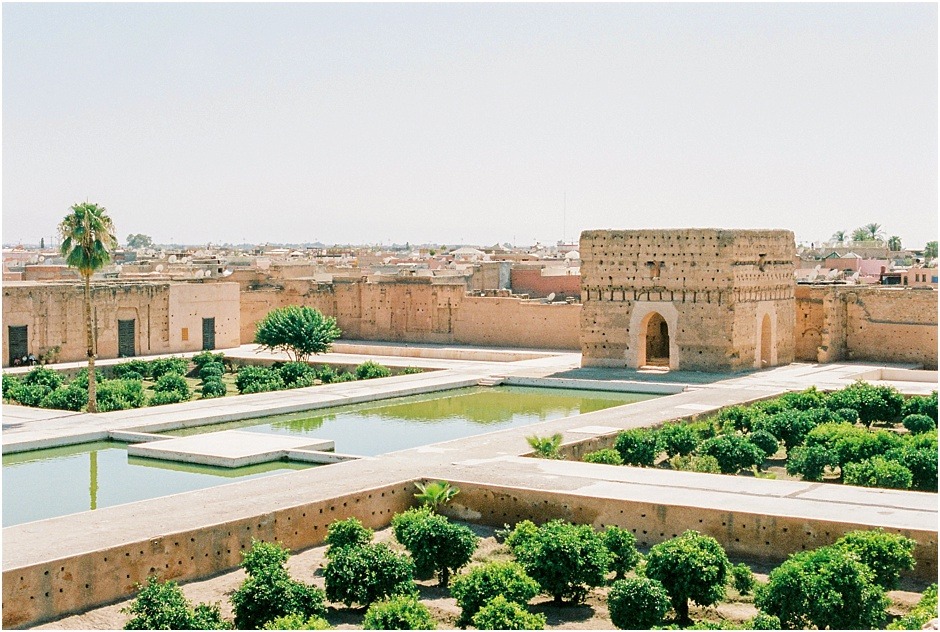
(546, 292, 556, 302)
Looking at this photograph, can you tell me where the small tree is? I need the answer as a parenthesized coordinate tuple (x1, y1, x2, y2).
(355, 361, 392, 380)
(254, 306, 341, 362)
(902, 392, 938, 422)
(391, 508, 478, 587)
(583, 448, 623, 465)
(362, 595, 436, 630)
(323, 542, 414, 608)
(730, 563, 755, 595)
(832, 529, 916, 590)
(786, 445, 836, 482)
(602, 526, 641, 581)
(696, 434, 764, 474)
(449, 561, 539, 626)
(607, 577, 671, 630)
(470, 596, 546, 631)
(843, 456, 913, 489)
(644, 530, 730, 623)
(657, 423, 699, 457)
(123, 576, 230, 630)
(903, 414, 935, 435)
(614, 428, 659, 466)
(325, 517, 373, 557)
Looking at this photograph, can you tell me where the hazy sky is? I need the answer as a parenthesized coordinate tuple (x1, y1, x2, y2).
(3, 3, 937, 248)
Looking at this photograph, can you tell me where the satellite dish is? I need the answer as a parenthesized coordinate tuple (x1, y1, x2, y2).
(221, 269, 233, 277)
(168, 255, 177, 263)
(38, 256, 45, 263)
(155, 264, 164, 273)
(205, 269, 213, 277)
(546, 292, 556, 302)
(194, 269, 205, 278)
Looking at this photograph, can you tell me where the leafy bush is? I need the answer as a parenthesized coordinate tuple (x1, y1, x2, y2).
(607, 577, 671, 630)
(149, 357, 189, 379)
(149, 390, 189, 406)
(657, 423, 699, 457)
(236, 366, 285, 394)
(730, 563, 756, 595)
(192, 351, 226, 370)
(355, 361, 392, 380)
(805, 423, 901, 468)
(449, 561, 539, 626)
(779, 387, 828, 411)
(262, 614, 332, 630)
(602, 526, 641, 581)
(746, 613, 782, 630)
(333, 371, 356, 382)
(362, 595, 435, 630)
(755, 545, 889, 630)
(747, 430, 780, 458)
(2, 374, 21, 400)
(902, 414, 935, 435)
(901, 392, 938, 423)
(754, 409, 817, 450)
(71, 367, 105, 389)
(526, 433, 562, 459)
(827, 381, 904, 424)
(122, 576, 230, 630)
(402, 366, 423, 375)
(832, 529, 916, 590)
(97, 379, 146, 412)
(614, 428, 659, 466)
(513, 519, 609, 605)
(785, 445, 835, 482)
(832, 407, 859, 423)
(844, 456, 913, 489)
(277, 362, 317, 388)
(669, 454, 722, 474)
(470, 595, 546, 631)
(199, 363, 225, 381)
(323, 543, 414, 608)
(201, 378, 227, 399)
(153, 373, 191, 398)
(713, 405, 759, 433)
(315, 365, 337, 384)
(887, 583, 938, 630)
(254, 305, 342, 362)
(504, 520, 539, 553)
(113, 359, 153, 379)
(885, 445, 938, 492)
(583, 448, 623, 465)
(645, 530, 730, 623)
(39, 385, 88, 411)
(696, 434, 764, 474)
(414, 480, 459, 511)
(391, 507, 478, 586)
(8, 383, 51, 407)
(325, 517, 373, 556)
(231, 541, 327, 630)
(22, 366, 64, 390)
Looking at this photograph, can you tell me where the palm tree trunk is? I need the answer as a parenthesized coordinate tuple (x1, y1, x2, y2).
(84, 274, 97, 413)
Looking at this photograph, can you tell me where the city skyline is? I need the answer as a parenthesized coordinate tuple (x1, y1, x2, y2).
(3, 3, 937, 248)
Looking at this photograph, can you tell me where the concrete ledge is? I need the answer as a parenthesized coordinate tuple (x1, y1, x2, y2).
(0, 431, 110, 455)
(505, 375, 687, 395)
(108, 431, 167, 443)
(126, 431, 334, 468)
(287, 449, 363, 464)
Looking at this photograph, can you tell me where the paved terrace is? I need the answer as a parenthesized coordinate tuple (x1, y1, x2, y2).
(2, 344, 937, 627)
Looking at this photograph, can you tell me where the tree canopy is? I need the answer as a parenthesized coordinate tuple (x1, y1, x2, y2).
(254, 306, 341, 362)
(126, 233, 154, 248)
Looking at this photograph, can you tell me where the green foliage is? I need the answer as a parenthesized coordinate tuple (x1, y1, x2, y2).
(504, 520, 539, 553)
(392, 507, 478, 586)
(885, 445, 938, 492)
(470, 595, 546, 631)
(657, 423, 699, 457)
(901, 392, 938, 423)
(97, 379, 146, 411)
(323, 542, 414, 608)
(785, 445, 835, 482)
(614, 428, 659, 466)
(254, 306, 342, 362)
(71, 367, 106, 389)
(362, 595, 435, 630)
(192, 351, 226, 370)
(526, 433, 563, 459)
(401, 366, 423, 375)
(696, 434, 764, 474)
(126, 233, 154, 249)
(583, 448, 623, 465)
(669, 454, 722, 474)
(512, 519, 609, 605)
(903, 414, 935, 435)
(887, 584, 938, 630)
(2, 374, 21, 400)
(607, 577, 671, 630)
(755, 545, 889, 630)
(832, 407, 859, 423)
(314, 365, 337, 384)
(231, 540, 326, 630)
(746, 430, 779, 458)
(730, 563, 756, 595)
(449, 561, 539, 626)
(22, 366, 64, 390)
(844, 456, 913, 489)
(355, 361, 392, 380)
(713, 405, 759, 433)
(325, 517, 373, 557)
(333, 371, 357, 382)
(8, 382, 51, 407)
(776, 387, 827, 412)
(262, 614, 332, 630)
(645, 530, 730, 623)
(754, 410, 817, 450)
(122, 576, 231, 630)
(832, 529, 916, 590)
(113, 360, 153, 379)
(199, 363, 225, 381)
(746, 613, 782, 630)
(153, 373, 191, 399)
(39, 385, 88, 411)
(414, 480, 459, 511)
(805, 422, 901, 468)
(149, 357, 189, 379)
(201, 378, 227, 399)
(603, 526, 641, 580)
(236, 366, 285, 394)
(826, 381, 904, 424)
(149, 390, 189, 406)
(277, 362, 317, 388)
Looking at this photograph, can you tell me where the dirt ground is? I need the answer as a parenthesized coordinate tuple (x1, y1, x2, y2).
(34, 523, 925, 630)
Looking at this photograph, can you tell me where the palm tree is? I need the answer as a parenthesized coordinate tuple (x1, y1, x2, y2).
(831, 230, 847, 244)
(59, 202, 117, 412)
(887, 235, 902, 252)
(864, 223, 884, 242)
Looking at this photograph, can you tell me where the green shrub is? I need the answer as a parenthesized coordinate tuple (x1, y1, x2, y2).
(71, 367, 105, 389)
(97, 379, 146, 411)
(526, 433, 562, 459)
(832, 529, 916, 590)
(669, 454, 722, 474)
(39, 385, 88, 411)
(23, 366, 64, 390)
(747, 430, 780, 458)
(236, 366, 285, 394)
(449, 561, 539, 626)
(414, 480, 460, 511)
(504, 520, 539, 553)
(113, 359, 153, 379)
(696, 434, 764, 474)
(153, 373, 191, 398)
(355, 361, 392, 380)
(231, 541, 327, 630)
(756, 545, 889, 629)
(657, 423, 699, 457)
(513, 519, 609, 605)
(315, 365, 337, 384)
(645, 530, 730, 623)
(775, 387, 827, 412)
(602, 526, 641, 581)
(391, 507, 478, 586)
(201, 378, 227, 399)
(844, 456, 913, 489)
(785, 445, 836, 482)
(885, 445, 938, 492)
(333, 371, 357, 382)
(806, 423, 901, 468)
(325, 517, 373, 557)
(614, 428, 659, 466)
(362, 595, 435, 630)
(470, 595, 545, 631)
(888, 583, 938, 630)
(262, 614, 332, 630)
(199, 363, 225, 381)
(150, 390, 189, 406)
(827, 381, 904, 424)
(832, 407, 859, 423)
(149, 357, 189, 379)
(902, 414, 935, 435)
(713, 405, 759, 433)
(754, 409, 817, 450)
(583, 448, 623, 465)
(607, 577, 671, 630)
(402, 366, 423, 375)
(746, 613, 782, 630)
(277, 362, 317, 388)
(2, 374, 21, 400)
(192, 351, 226, 370)
(730, 563, 756, 595)
(122, 576, 230, 630)
(323, 542, 414, 608)
(254, 305, 342, 362)
(8, 383, 51, 407)
(901, 392, 938, 423)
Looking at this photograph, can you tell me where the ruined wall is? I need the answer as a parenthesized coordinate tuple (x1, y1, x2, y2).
(580, 229, 795, 371)
(795, 286, 938, 369)
(510, 267, 581, 299)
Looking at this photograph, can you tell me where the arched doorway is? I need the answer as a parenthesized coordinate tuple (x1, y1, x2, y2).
(760, 314, 772, 367)
(643, 312, 670, 367)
